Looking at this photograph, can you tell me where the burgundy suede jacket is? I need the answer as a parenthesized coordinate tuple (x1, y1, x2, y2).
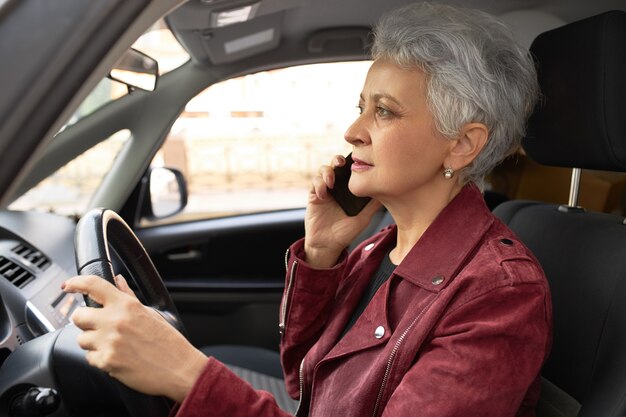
(172, 184, 552, 417)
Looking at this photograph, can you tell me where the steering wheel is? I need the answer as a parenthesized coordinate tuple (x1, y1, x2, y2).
(0, 209, 182, 416)
(73, 208, 185, 415)
(74, 208, 184, 333)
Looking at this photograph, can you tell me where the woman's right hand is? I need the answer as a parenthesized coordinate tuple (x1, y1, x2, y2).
(63, 274, 207, 403)
(304, 155, 381, 268)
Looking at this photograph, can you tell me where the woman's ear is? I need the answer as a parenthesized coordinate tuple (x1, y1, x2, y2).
(445, 122, 489, 170)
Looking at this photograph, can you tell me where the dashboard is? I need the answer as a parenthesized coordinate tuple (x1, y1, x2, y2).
(0, 210, 169, 417)
(0, 210, 83, 366)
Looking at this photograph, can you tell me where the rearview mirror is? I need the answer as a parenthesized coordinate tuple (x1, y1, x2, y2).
(109, 48, 159, 92)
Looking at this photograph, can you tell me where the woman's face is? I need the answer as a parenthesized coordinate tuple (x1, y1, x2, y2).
(344, 59, 454, 203)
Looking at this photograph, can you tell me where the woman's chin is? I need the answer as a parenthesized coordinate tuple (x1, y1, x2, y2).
(348, 185, 370, 198)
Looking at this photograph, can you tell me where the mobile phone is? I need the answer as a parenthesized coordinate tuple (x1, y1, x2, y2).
(327, 153, 372, 216)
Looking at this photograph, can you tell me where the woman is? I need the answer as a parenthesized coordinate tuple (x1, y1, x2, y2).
(63, 2, 552, 416)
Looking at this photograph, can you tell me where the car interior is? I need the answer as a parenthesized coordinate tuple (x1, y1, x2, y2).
(495, 10, 626, 417)
(1, 0, 626, 416)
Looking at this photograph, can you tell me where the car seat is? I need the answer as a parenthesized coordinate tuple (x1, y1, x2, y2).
(493, 10, 626, 417)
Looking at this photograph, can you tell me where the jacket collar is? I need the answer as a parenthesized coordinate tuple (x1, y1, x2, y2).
(375, 183, 494, 292)
(316, 184, 494, 364)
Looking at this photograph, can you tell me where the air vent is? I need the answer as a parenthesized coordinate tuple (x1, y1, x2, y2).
(0, 257, 35, 288)
(11, 244, 51, 270)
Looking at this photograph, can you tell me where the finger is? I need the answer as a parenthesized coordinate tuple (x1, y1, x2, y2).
(318, 165, 335, 189)
(62, 275, 118, 306)
(331, 154, 346, 169)
(312, 175, 330, 200)
(114, 275, 136, 298)
(85, 350, 111, 374)
(71, 306, 101, 330)
(76, 329, 99, 351)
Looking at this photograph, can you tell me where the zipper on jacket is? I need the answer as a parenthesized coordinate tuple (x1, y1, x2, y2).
(371, 319, 416, 417)
(279, 249, 297, 335)
(371, 297, 436, 417)
(294, 357, 306, 417)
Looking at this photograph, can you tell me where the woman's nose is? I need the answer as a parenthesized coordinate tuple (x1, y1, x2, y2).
(344, 115, 370, 146)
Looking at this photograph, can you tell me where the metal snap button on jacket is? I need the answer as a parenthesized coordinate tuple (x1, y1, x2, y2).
(374, 325, 385, 339)
(432, 275, 444, 285)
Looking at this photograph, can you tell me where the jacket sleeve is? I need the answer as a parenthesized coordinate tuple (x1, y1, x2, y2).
(279, 238, 348, 398)
(172, 358, 293, 417)
(381, 282, 551, 417)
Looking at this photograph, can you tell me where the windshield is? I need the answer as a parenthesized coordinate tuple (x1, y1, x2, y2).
(133, 19, 190, 75)
(8, 19, 191, 215)
(61, 19, 190, 130)
(9, 130, 132, 216)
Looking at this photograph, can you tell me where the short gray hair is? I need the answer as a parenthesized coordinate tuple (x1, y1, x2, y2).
(372, 2, 539, 189)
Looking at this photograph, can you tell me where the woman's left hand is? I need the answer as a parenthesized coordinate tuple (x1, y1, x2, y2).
(62, 274, 207, 403)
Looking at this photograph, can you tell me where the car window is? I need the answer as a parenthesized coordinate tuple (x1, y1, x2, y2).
(9, 130, 131, 216)
(144, 61, 371, 223)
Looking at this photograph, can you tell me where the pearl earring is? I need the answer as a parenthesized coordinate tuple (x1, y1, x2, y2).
(443, 167, 454, 179)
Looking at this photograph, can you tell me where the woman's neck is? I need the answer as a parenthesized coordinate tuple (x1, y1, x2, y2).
(387, 182, 464, 265)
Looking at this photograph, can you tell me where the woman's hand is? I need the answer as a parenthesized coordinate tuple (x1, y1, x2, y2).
(62, 275, 207, 403)
(305, 155, 381, 268)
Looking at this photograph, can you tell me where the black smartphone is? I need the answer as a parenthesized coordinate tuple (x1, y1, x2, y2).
(327, 153, 372, 216)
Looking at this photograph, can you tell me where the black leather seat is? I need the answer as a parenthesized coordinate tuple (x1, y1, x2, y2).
(494, 11, 626, 417)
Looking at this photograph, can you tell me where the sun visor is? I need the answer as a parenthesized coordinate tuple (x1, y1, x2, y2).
(172, 12, 282, 64)
(203, 13, 282, 64)
(523, 11, 626, 171)
(167, 0, 308, 64)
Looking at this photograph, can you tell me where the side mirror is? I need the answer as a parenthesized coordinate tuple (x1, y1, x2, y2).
(140, 167, 188, 221)
(109, 48, 159, 92)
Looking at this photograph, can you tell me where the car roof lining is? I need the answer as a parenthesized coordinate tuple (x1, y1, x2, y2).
(167, 0, 626, 65)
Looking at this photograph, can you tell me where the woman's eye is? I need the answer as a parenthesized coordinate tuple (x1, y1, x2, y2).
(376, 106, 392, 117)
(356, 105, 364, 115)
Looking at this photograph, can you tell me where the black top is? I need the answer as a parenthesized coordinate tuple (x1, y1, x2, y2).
(341, 251, 397, 338)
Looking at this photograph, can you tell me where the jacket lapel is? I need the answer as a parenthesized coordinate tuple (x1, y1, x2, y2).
(310, 184, 495, 363)
(324, 276, 394, 360)
(395, 183, 494, 291)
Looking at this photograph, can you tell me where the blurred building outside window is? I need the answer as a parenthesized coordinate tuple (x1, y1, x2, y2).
(149, 61, 372, 221)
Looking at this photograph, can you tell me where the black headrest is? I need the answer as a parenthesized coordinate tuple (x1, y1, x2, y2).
(523, 11, 626, 171)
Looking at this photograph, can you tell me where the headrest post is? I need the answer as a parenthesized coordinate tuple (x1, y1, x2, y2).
(568, 167, 582, 208)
